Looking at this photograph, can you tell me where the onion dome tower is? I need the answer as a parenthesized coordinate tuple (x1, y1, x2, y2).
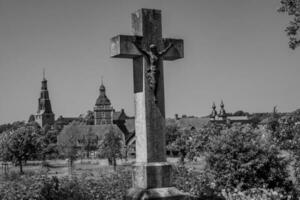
(94, 79, 113, 125)
(219, 100, 227, 119)
(210, 102, 218, 119)
(35, 70, 55, 127)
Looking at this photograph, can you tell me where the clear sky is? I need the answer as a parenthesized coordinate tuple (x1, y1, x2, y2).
(0, 0, 299, 124)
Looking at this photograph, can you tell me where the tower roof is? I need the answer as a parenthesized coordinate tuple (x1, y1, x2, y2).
(95, 81, 111, 106)
(37, 72, 53, 114)
(219, 100, 226, 118)
(210, 102, 217, 118)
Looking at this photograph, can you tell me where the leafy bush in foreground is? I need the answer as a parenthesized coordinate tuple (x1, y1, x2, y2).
(0, 168, 131, 200)
(204, 124, 292, 191)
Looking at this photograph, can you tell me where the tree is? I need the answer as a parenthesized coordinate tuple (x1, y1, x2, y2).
(165, 123, 180, 156)
(84, 111, 95, 125)
(57, 121, 81, 165)
(0, 125, 39, 174)
(98, 127, 124, 170)
(233, 110, 249, 116)
(204, 124, 291, 191)
(278, 0, 300, 49)
(0, 132, 12, 163)
(80, 127, 98, 158)
(38, 124, 58, 161)
(0, 121, 25, 134)
(28, 115, 35, 123)
(167, 128, 193, 164)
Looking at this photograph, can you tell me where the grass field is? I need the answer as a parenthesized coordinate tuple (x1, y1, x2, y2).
(0, 157, 206, 181)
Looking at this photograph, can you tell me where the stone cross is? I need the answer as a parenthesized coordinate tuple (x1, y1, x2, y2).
(110, 8, 187, 199)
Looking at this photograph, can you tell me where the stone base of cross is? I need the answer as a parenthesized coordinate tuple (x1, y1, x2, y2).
(110, 8, 190, 199)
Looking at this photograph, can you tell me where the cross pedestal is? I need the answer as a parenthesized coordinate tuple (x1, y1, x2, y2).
(110, 9, 189, 199)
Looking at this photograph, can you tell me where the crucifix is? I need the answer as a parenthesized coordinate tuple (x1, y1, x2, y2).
(110, 8, 187, 199)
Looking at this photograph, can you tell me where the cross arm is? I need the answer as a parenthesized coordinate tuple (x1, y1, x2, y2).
(162, 38, 184, 61)
(110, 35, 142, 58)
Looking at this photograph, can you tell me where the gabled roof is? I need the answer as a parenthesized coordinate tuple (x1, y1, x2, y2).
(113, 109, 127, 121)
(124, 118, 135, 133)
(95, 94, 111, 106)
(59, 124, 125, 143)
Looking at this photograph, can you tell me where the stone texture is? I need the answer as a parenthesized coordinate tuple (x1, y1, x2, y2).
(132, 162, 172, 189)
(126, 187, 190, 200)
(110, 8, 187, 200)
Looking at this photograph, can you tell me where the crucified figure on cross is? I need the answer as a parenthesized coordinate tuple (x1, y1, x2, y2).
(132, 37, 174, 103)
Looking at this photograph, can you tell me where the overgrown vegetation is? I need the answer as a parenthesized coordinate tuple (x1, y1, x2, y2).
(278, 0, 300, 49)
(2, 109, 300, 199)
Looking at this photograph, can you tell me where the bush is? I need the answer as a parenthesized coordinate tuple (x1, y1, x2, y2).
(204, 124, 292, 192)
(221, 188, 294, 200)
(173, 165, 218, 198)
(0, 167, 131, 200)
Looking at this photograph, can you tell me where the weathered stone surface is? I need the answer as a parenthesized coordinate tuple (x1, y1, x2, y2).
(111, 8, 184, 163)
(110, 35, 141, 58)
(162, 39, 184, 61)
(110, 8, 189, 200)
(132, 162, 172, 189)
(126, 187, 190, 200)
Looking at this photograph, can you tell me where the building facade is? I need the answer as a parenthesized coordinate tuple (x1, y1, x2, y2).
(35, 75, 55, 127)
(210, 101, 251, 124)
(94, 82, 114, 125)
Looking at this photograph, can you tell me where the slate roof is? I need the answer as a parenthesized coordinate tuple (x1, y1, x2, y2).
(58, 124, 125, 143)
(95, 84, 111, 106)
(171, 117, 210, 129)
(124, 118, 135, 133)
(95, 94, 111, 106)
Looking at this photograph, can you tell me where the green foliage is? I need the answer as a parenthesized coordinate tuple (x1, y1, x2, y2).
(38, 125, 59, 160)
(165, 123, 180, 147)
(57, 121, 81, 162)
(278, 0, 300, 49)
(0, 125, 40, 173)
(186, 124, 223, 161)
(204, 124, 292, 191)
(167, 128, 193, 164)
(221, 187, 296, 200)
(173, 165, 217, 198)
(0, 168, 131, 200)
(233, 110, 249, 116)
(98, 127, 124, 169)
(79, 127, 98, 158)
(0, 121, 25, 134)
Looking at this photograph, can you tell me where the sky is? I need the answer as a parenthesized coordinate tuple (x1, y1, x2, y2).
(0, 0, 299, 124)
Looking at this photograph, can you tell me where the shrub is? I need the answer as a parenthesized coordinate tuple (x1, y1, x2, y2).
(0, 167, 131, 200)
(204, 124, 292, 192)
(173, 165, 218, 198)
(221, 187, 297, 200)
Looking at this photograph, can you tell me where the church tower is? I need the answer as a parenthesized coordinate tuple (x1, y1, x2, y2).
(219, 100, 227, 119)
(35, 70, 55, 127)
(94, 80, 113, 125)
(210, 102, 218, 119)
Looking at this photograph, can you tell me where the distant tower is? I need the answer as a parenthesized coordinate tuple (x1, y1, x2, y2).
(35, 70, 55, 127)
(210, 102, 217, 119)
(219, 100, 227, 119)
(94, 79, 113, 125)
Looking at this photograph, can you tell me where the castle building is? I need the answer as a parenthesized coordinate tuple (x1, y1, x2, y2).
(94, 81, 114, 125)
(210, 102, 218, 119)
(35, 72, 55, 127)
(210, 101, 251, 124)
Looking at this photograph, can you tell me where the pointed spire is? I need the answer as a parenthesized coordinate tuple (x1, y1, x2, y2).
(212, 102, 216, 109)
(41, 69, 47, 90)
(99, 76, 105, 92)
(210, 102, 217, 118)
(43, 68, 45, 80)
(219, 100, 226, 118)
(220, 100, 224, 108)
